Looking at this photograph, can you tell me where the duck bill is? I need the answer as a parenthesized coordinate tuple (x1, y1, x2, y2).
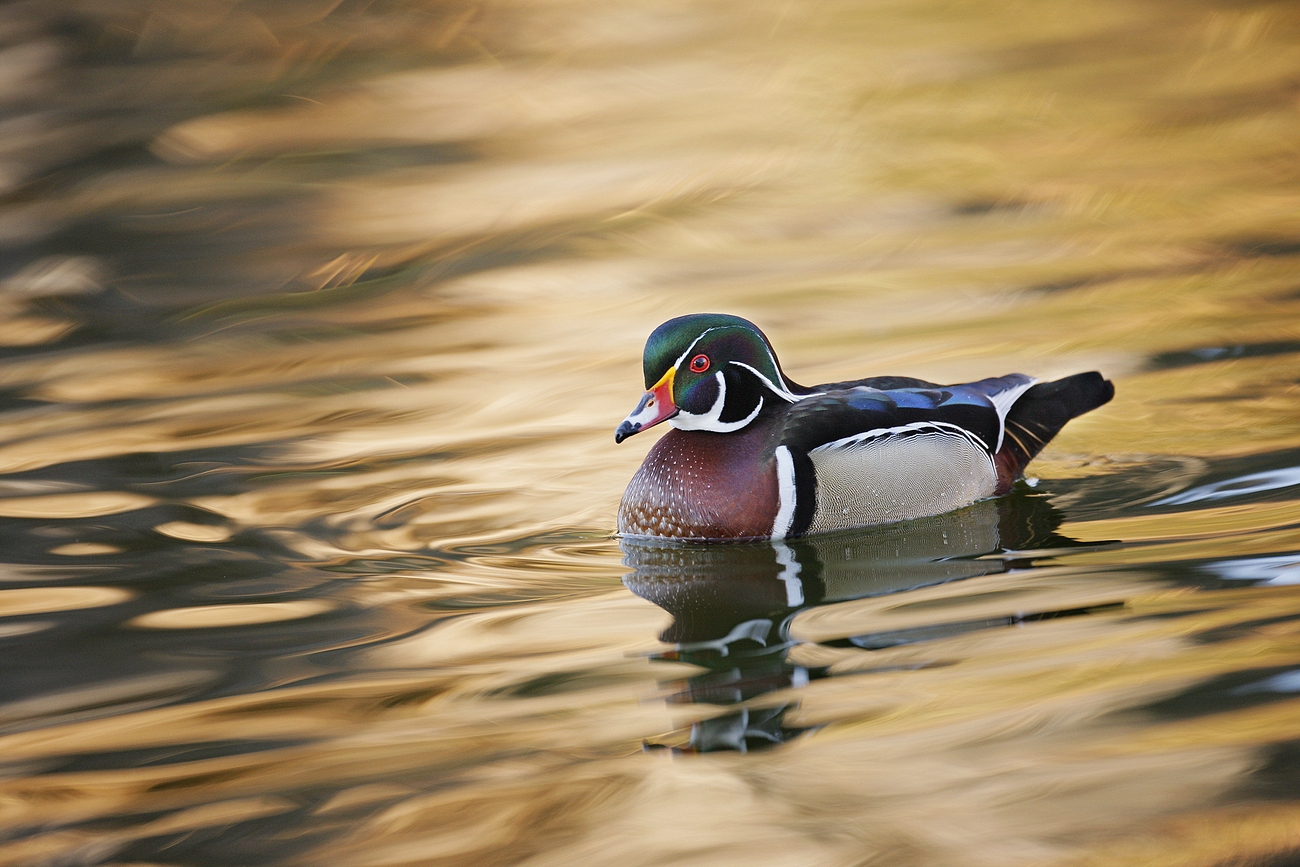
(615, 369, 677, 443)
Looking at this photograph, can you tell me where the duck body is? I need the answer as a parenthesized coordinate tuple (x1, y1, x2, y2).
(616, 314, 1114, 541)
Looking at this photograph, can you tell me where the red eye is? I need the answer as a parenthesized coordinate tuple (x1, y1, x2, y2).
(689, 354, 710, 373)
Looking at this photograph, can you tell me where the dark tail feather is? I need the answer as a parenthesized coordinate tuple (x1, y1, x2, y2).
(995, 372, 1114, 489)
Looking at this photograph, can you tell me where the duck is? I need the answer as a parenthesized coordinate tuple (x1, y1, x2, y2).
(614, 313, 1113, 540)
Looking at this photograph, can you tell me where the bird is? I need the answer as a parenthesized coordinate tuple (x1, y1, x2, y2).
(614, 313, 1113, 540)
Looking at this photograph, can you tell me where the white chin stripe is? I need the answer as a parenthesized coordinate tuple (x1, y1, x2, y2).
(670, 372, 763, 433)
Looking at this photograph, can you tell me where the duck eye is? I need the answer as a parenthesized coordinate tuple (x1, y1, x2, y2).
(689, 354, 710, 373)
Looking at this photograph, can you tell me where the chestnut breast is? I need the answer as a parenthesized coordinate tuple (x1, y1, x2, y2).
(617, 426, 778, 540)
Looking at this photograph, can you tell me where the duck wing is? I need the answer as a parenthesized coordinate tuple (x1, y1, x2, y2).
(781, 374, 1036, 455)
(771, 375, 1038, 537)
(769, 372, 1112, 538)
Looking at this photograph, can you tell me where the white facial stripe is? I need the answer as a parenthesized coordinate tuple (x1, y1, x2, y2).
(660, 323, 793, 433)
(670, 326, 793, 395)
(670, 372, 764, 433)
(729, 361, 798, 403)
(772, 446, 798, 540)
(670, 326, 725, 374)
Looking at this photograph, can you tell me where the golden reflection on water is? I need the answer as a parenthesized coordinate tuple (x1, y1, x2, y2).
(0, 0, 1298, 864)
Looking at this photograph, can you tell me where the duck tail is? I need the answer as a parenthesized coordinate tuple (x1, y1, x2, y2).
(994, 371, 1114, 491)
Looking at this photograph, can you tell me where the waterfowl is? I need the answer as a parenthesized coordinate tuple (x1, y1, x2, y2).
(615, 313, 1113, 540)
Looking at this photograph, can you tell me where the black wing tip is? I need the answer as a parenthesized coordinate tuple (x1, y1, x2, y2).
(1094, 374, 1116, 409)
(1027, 371, 1115, 417)
(997, 371, 1115, 476)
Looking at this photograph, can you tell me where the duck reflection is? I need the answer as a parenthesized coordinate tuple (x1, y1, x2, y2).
(624, 492, 1087, 752)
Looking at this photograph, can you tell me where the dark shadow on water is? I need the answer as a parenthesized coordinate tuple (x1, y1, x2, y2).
(1145, 341, 1300, 372)
(1139, 664, 1300, 722)
(1222, 236, 1300, 260)
(623, 492, 1104, 753)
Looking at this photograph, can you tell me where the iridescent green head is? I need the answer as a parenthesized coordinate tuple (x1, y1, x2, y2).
(615, 314, 797, 442)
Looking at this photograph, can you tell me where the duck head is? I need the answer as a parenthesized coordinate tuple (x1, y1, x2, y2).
(615, 313, 801, 443)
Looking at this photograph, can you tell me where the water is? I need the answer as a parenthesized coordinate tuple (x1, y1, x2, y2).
(1, 0, 1299, 864)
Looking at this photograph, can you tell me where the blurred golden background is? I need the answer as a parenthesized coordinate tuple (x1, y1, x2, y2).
(0, 0, 1298, 864)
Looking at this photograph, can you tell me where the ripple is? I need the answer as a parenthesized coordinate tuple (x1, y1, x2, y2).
(1205, 554, 1300, 586)
(0, 492, 155, 518)
(1152, 466, 1300, 506)
(0, 586, 132, 617)
(0, 0, 1298, 864)
(154, 521, 235, 542)
(1232, 670, 1300, 695)
(48, 542, 124, 556)
(128, 600, 335, 629)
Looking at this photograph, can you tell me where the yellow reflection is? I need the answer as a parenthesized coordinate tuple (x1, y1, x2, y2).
(128, 601, 334, 629)
(0, 493, 154, 519)
(1066, 499, 1300, 542)
(0, 315, 76, 347)
(1057, 525, 1300, 568)
(49, 543, 123, 556)
(0, 0, 1299, 863)
(0, 587, 132, 617)
(132, 796, 296, 838)
(154, 521, 234, 542)
(1067, 803, 1300, 867)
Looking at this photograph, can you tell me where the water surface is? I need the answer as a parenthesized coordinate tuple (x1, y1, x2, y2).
(1, 0, 1300, 864)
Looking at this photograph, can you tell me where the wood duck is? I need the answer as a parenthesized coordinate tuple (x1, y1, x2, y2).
(615, 313, 1114, 540)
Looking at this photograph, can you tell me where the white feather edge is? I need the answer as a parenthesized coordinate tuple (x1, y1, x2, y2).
(983, 376, 1038, 452)
(772, 445, 798, 540)
(765, 374, 1039, 453)
(729, 360, 802, 403)
(812, 420, 994, 454)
